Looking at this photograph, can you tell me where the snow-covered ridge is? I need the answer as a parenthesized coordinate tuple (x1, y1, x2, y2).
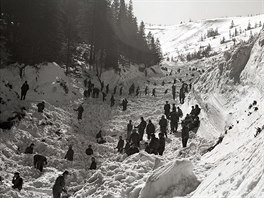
(146, 14, 264, 59)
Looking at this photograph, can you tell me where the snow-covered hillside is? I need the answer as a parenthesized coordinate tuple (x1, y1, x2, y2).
(146, 14, 264, 59)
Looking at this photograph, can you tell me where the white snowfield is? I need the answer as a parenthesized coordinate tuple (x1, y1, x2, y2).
(146, 14, 264, 59)
(0, 14, 264, 198)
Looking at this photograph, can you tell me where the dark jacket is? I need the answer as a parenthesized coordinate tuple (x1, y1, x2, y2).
(137, 120, 147, 132)
(126, 146, 139, 156)
(182, 126, 189, 139)
(65, 148, 74, 161)
(116, 139, 124, 152)
(21, 83, 29, 93)
(90, 161, 97, 170)
(130, 132, 140, 146)
(53, 175, 65, 193)
(159, 118, 168, 128)
(149, 137, 160, 154)
(12, 176, 23, 191)
(170, 111, 179, 122)
(24, 146, 33, 154)
(146, 123, 155, 135)
(164, 104, 170, 113)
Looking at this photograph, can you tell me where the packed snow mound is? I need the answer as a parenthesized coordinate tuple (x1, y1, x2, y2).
(139, 159, 200, 198)
(146, 14, 264, 59)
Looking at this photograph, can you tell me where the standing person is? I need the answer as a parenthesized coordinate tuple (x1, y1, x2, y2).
(33, 154, 47, 172)
(116, 136, 124, 153)
(152, 88, 156, 97)
(181, 123, 189, 148)
(100, 81, 104, 91)
(52, 171, 69, 198)
(20, 81, 29, 100)
(146, 120, 155, 140)
(75, 104, 84, 120)
(149, 134, 160, 155)
(164, 101, 170, 119)
(12, 172, 23, 191)
(172, 84, 176, 100)
(172, 104, 176, 112)
(119, 87, 123, 96)
(110, 95, 115, 107)
(24, 143, 34, 154)
(129, 129, 140, 147)
(90, 157, 97, 170)
(159, 115, 168, 138)
(145, 86, 148, 95)
(177, 106, 183, 118)
(106, 84, 109, 95)
(127, 120, 133, 140)
(189, 83, 192, 90)
(194, 104, 201, 117)
(162, 81, 165, 86)
(122, 98, 128, 111)
(102, 92, 107, 102)
(179, 87, 185, 104)
(158, 133, 166, 155)
(113, 86, 117, 95)
(85, 145, 93, 156)
(64, 145, 74, 161)
(135, 117, 147, 141)
(169, 109, 179, 133)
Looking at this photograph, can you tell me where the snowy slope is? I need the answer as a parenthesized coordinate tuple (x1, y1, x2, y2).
(146, 14, 264, 59)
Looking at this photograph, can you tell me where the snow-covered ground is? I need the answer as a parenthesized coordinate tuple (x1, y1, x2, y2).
(1, 14, 264, 198)
(146, 14, 264, 59)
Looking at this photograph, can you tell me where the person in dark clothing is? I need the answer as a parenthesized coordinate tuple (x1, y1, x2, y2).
(159, 115, 168, 138)
(177, 107, 183, 118)
(190, 106, 195, 115)
(106, 84, 109, 95)
(75, 104, 84, 120)
(135, 117, 147, 141)
(120, 87, 123, 96)
(24, 143, 34, 154)
(110, 95, 115, 107)
(116, 136, 124, 153)
(84, 89, 89, 98)
(37, 101, 45, 113)
(164, 89, 168, 95)
(101, 81, 104, 91)
(181, 123, 189, 148)
(122, 98, 128, 111)
(129, 129, 140, 147)
(92, 87, 100, 98)
(158, 133, 166, 155)
(189, 83, 192, 90)
(87, 87, 92, 97)
(169, 110, 179, 133)
(149, 134, 160, 155)
(102, 92, 107, 102)
(52, 170, 69, 198)
(152, 88, 156, 97)
(193, 104, 201, 117)
(33, 154, 47, 172)
(145, 86, 148, 95)
(20, 81, 29, 100)
(172, 84, 176, 100)
(162, 81, 165, 86)
(85, 145, 93, 156)
(164, 101, 170, 119)
(145, 142, 151, 154)
(126, 144, 139, 156)
(179, 87, 185, 104)
(146, 120, 155, 140)
(127, 120, 133, 140)
(113, 86, 117, 95)
(124, 140, 130, 153)
(135, 86, 140, 96)
(64, 145, 74, 161)
(90, 157, 97, 170)
(12, 172, 23, 191)
(172, 104, 176, 112)
(96, 130, 106, 144)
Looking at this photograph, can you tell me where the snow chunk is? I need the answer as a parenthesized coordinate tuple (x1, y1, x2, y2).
(139, 159, 200, 198)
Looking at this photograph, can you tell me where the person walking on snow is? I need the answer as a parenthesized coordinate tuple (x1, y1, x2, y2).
(172, 84, 176, 100)
(135, 86, 140, 96)
(136, 117, 147, 141)
(90, 157, 97, 170)
(122, 98, 128, 111)
(146, 120, 155, 140)
(159, 115, 168, 138)
(64, 145, 74, 161)
(20, 81, 29, 100)
(127, 120, 133, 140)
(52, 171, 69, 198)
(181, 122, 189, 148)
(75, 104, 84, 120)
(164, 101, 170, 119)
(152, 88, 156, 97)
(116, 136, 124, 153)
(110, 95, 115, 107)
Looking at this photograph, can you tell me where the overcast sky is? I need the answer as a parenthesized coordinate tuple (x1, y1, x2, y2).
(130, 0, 264, 25)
